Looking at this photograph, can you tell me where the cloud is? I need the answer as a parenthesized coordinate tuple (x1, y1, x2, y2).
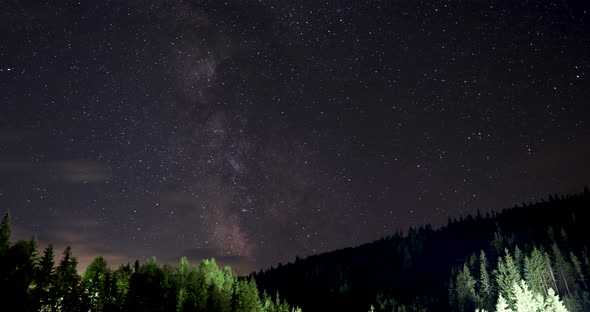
(11, 218, 133, 273)
(53, 160, 111, 183)
(0, 129, 31, 143)
(0, 159, 110, 183)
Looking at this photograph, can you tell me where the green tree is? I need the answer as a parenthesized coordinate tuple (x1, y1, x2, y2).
(551, 244, 574, 296)
(82, 256, 110, 311)
(512, 280, 544, 311)
(495, 249, 521, 308)
(480, 279, 571, 312)
(545, 288, 569, 312)
(108, 263, 132, 310)
(161, 264, 180, 311)
(176, 257, 191, 310)
(232, 278, 262, 312)
(569, 252, 587, 290)
(55, 246, 85, 311)
(514, 246, 524, 274)
(456, 264, 479, 312)
(495, 295, 511, 312)
(125, 257, 166, 311)
(480, 250, 494, 310)
(525, 247, 551, 297)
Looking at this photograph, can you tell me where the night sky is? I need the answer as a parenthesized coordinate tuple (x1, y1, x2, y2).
(1, 0, 589, 274)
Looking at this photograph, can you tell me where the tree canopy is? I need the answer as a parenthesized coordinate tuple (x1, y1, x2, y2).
(0, 213, 300, 312)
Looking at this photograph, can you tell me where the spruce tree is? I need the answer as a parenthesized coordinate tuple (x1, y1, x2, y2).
(35, 244, 55, 310)
(512, 280, 544, 312)
(495, 295, 511, 312)
(231, 278, 262, 312)
(569, 252, 587, 290)
(0, 213, 10, 255)
(495, 249, 521, 308)
(82, 256, 110, 311)
(525, 247, 551, 297)
(551, 244, 574, 296)
(480, 250, 494, 310)
(55, 246, 83, 311)
(456, 264, 479, 312)
(546, 288, 569, 312)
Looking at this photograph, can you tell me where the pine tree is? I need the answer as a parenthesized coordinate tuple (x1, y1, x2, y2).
(525, 247, 551, 296)
(569, 252, 587, 290)
(545, 288, 569, 312)
(82, 256, 110, 311)
(514, 246, 524, 274)
(512, 280, 544, 312)
(176, 256, 191, 310)
(55, 246, 83, 311)
(551, 244, 574, 296)
(480, 250, 494, 310)
(0, 213, 10, 255)
(7, 238, 39, 310)
(456, 264, 479, 312)
(449, 273, 458, 310)
(35, 244, 55, 310)
(495, 249, 521, 308)
(496, 295, 511, 312)
(231, 278, 262, 312)
(491, 232, 505, 257)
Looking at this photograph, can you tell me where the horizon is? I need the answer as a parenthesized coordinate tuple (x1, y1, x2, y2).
(10, 188, 587, 276)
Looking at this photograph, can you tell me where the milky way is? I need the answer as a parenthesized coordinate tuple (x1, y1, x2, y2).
(1, 0, 589, 273)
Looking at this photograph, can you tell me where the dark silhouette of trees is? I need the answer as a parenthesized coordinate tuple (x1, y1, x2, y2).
(251, 190, 590, 312)
(34, 244, 56, 310)
(1, 188, 589, 311)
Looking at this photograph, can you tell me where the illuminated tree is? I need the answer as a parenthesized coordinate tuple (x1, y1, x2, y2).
(495, 249, 521, 307)
(176, 256, 191, 310)
(495, 295, 511, 312)
(456, 264, 479, 312)
(82, 256, 110, 311)
(512, 280, 544, 311)
(545, 288, 569, 312)
(231, 278, 262, 312)
(480, 250, 494, 310)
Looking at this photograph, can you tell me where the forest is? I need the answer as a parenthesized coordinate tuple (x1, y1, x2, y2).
(252, 189, 590, 312)
(1, 188, 589, 312)
(0, 214, 300, 312)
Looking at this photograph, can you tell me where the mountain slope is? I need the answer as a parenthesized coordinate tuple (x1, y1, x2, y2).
(251, 189, 590, 312)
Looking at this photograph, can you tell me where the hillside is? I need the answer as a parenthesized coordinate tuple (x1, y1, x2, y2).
(251, 189, 590, 312)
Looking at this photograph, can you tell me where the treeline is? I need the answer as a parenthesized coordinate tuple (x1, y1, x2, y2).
(251, 188, 590, 312)
(451, 244, 588, 312)
(0, 214, 300, 312)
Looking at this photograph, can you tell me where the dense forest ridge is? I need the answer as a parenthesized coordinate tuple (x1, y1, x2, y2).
(250, 188, 590, 312)
(0, 214, 300, 312)
(0, 189, 588, 312)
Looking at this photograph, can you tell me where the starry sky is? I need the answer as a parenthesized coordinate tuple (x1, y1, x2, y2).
(1, 0, 589, 274)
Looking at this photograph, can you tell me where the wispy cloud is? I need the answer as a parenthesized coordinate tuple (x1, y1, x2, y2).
(11, 217, 133, 273)
(0, 159, 111, 183)
(0, 128, 31, 143)
(53, 160, 111, 183)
